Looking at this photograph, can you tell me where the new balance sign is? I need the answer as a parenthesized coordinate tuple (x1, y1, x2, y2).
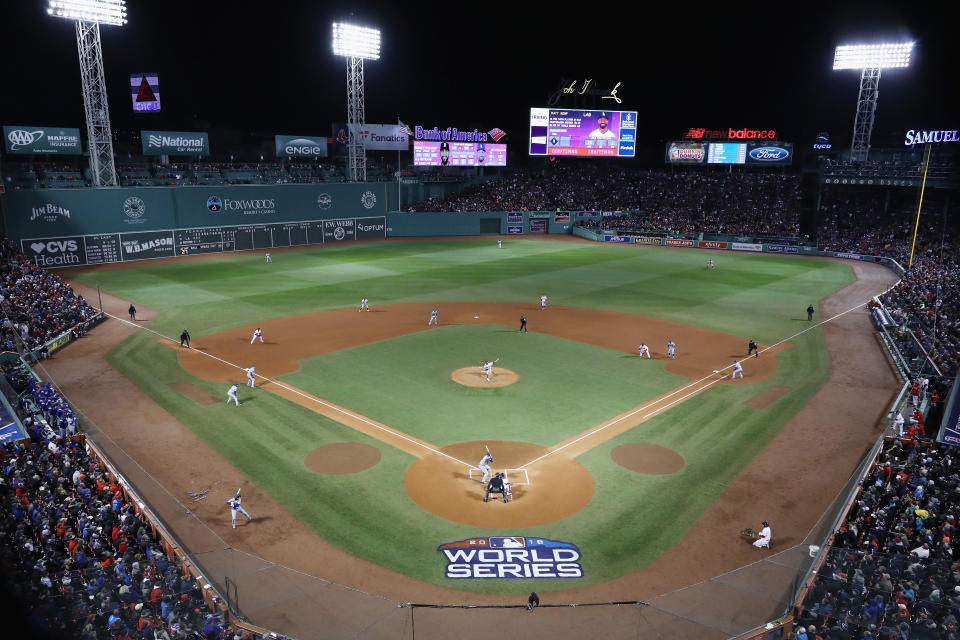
(141, 130, 209, 155)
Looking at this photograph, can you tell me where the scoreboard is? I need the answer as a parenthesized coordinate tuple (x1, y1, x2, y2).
(529, 108, 637, 157)
(413, 141, 507, 166)
(21, 217, 386, 267)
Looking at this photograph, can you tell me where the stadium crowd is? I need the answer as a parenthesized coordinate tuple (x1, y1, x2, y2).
(1, 238, 100, 354)
(408, 165, 803, 236)
(795, 435, 960, 640)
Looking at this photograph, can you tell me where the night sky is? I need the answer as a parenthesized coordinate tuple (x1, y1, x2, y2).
(0, 1, 954, 160)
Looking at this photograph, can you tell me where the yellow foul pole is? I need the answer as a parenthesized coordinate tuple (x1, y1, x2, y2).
(908, 143, 932, 269)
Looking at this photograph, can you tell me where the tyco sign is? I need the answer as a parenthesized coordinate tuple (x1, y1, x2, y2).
(3, 126, 82, 155)
(438, 537, 583, 579)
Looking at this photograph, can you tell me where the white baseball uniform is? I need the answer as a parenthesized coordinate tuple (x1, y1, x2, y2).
(428, 309, 438, 325)
(667, 340, 676, 359)
(226, 384, 240, 406)
(226, 492, 252, 528)
(250, 328, 263, 344)
(478, 452, 493, 484)
(265, 253, 272, 263)
(483, 361, 494, 381)
(731, 361, 744, 380)
(638, 344, 651, 358)
(892, 412, 905, 436)
(498, 240, 502, 248)
(540, 295, 547, 310)
(753, 525, 771, 548)
(245, 366, 256, 388)
(360, 298, 369, 312)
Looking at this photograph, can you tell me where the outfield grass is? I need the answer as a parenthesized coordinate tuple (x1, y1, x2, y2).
(76, 239, 854, 593)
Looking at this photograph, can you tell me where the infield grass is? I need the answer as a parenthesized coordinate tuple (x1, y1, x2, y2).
(74, 238, 854, 593)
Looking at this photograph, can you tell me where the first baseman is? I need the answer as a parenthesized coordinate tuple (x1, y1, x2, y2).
(226, 490, 252, 529)
(251, 328, 263, 344)
(731, 360, 744, 380)
(226, 383, 240, 406)
(478, 449, 494, 484)
(638, 343, 651, 358)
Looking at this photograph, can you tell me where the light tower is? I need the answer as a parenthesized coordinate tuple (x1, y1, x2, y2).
(47, 0, 127, 187)
(833, 42, 913, 162)
(332, 22, 380, 183)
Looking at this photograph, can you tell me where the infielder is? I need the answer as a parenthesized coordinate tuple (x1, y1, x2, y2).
(478, 448, 494, 484)
(731, 360, 744, 380)
(638, 343, 651, 358)
(226, 490, 252, 529)
(250, 328, 263, 344)
(482, 358, 499, 383)
(666, 339, 677, 360)
(359, 297, 370, 312)
(753, 521, 771, 549)
(428, 308, 439, 325)
(245, 365, 256, 388)
(265, 252, 272, 263)
(226, 383, 240, 406)
(540, 295, 548, 310)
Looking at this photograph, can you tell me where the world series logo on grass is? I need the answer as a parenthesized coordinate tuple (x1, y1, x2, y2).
(438, 537, 583, 579)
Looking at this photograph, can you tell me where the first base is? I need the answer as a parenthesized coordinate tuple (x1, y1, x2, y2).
(473, 316, 479, 319)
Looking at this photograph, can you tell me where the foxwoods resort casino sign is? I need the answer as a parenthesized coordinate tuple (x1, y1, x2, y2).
(437, 537, 583, 579)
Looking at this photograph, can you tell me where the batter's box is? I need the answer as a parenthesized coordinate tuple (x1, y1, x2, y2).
(467, 468, 530, 485)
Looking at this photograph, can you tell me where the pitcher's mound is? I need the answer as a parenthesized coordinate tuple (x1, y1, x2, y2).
(304, 443, 381, 474)
(451, 367, 518, 388)
(611, 443, 685, 475)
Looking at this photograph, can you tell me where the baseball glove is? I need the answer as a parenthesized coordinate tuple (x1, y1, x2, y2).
(739, 527, 758, 540)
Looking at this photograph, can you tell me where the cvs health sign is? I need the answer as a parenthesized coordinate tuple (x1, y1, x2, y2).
(21, 236, 87, 267)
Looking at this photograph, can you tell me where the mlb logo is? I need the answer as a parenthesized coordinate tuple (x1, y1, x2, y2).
(489, 537, 525, 548)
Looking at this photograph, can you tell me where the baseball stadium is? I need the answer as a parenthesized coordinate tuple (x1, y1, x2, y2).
(1, 3, 958, 640)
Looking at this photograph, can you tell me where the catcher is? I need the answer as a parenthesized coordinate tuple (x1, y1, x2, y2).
(740, 521, 772, 549)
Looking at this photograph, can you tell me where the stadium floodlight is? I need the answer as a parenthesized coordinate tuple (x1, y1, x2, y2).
(47, 0, 127, 26)
(48, 0, 127, 186)
(332, 23, 381, 60)
(332, 22, 381, 182)
(834, 42, 914, 161)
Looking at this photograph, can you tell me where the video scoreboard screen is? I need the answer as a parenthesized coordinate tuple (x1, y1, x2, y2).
(130, 73, 161, 113)
(413, 141, 507, 166)
(529, 108, 637, 157)
(707, 143, 747, 164)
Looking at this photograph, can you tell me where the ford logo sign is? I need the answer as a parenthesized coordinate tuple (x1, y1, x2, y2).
(749, 147, 789, 161)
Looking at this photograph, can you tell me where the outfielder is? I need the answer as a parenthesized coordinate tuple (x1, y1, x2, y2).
(226, 383, 240, 406)
(428, 308, 439, 325)
(245, 364, 256, 388)
(250, 328, 263, 344)
(478, 448, 494, 484)
(731, 360, 744, 380)
(540, 295, 548, 310)
(638, 343, 651, 358)
(359, 297, 370, 312)
(498, 240, 502, 249)
(707, 259, 715, 269)
(226, 489, 252, 529)
(265, 252, 272, 263)
(666, 339, 677, 359)
(482, 358, 499, 383)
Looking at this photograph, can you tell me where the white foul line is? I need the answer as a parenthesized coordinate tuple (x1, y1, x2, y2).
(103, 313, 477, 471)
(519, 297, 874, 469)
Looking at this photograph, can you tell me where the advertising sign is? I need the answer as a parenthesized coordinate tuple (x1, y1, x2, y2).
(938, 377, 960, 445)
(355, 216, 386, 239)
(274, 135, 328, 158)
(665, 142, 706, 164)
(529, 108, 637, 157)
(684, 127, 777, 140)
(905, 129, 959, 146)
(529, 219, 547, 233)
(130, 73, 161, 113)
(554, 212, 570, 223)
(21, 236, 87, 267)
(355, 124, 409, 150)
(142, 130, 209, 156)
(413, 141, 506, 166)
(604, 235, 631, 243)
(767, 244, 799, 254)
(507, 213, 523, 223)
(438, 537, 583, 579)
(698, 241, 728, 249)
(120, 230, 176, 261)
(323, 219, 356, 243)
(507, 225, 524, 234)
(731, 242, 763, 252)
(3, 126, 82, 155)
(745, 142, 793, 165)
(634, 236, 662, 245)
(665, 238, 694, 247)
